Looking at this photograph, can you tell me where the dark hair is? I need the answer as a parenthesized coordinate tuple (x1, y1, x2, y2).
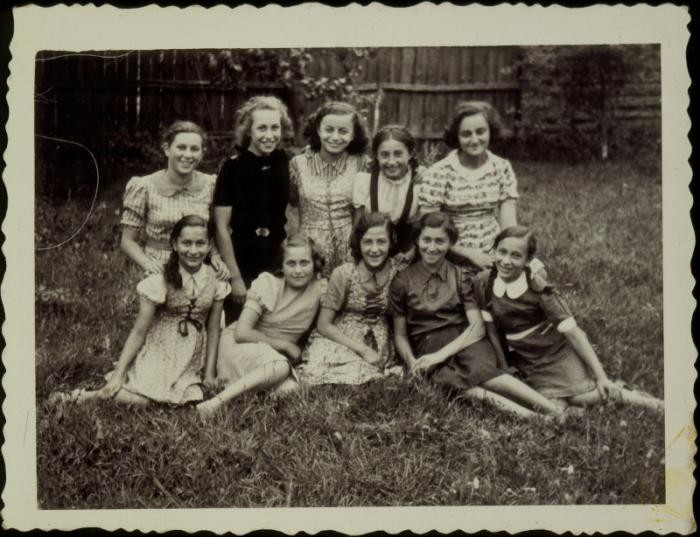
(485, 225, 537, 308)
(164, 215, 213, 290)
(348, 211, 398, 264)
(161, 120, 207, 149)
(233, 95, 294, 150)
(272, 233, 325, 278)
(443, 101, 506, 149)
(412, 211, 459, 249)
(302, 101, 369, 155)
(370, 124, 419, 176)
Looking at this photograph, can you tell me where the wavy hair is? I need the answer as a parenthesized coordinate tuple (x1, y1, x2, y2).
(411, 211, 459, 249)
(443, 101, 506, 149)
(161, 120, 207, 150)
(302, 101, 369, 155)
(233, 95, 295, 150)
(271, 232, 326, 278)
(348, 211, 398, 264)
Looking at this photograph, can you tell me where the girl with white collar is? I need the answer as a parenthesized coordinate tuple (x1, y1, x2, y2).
(472, 226, 663, 412)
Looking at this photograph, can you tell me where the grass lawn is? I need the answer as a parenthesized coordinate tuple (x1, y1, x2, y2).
(35, 158, 664, 508)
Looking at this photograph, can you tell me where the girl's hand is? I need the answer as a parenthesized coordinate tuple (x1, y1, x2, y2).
(468, 251, 495, 270)
(143, 257, 164, 275)
(596, 376, 621, 402)
(282, 341, 302, 362)
(359, 346, 382, 366)
(203, 374, 218, 390)
(210, 256, 231, 281)
(230, 277, 247, 305)
(410, 353, 439, 376)
(101, 370, 126, 398)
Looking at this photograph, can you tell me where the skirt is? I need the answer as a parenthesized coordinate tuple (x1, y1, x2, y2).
(520, 344, 597, 399)
(414, 324, 505, 389)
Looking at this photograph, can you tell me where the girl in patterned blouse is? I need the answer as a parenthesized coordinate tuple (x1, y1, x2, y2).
(289, 101, 370, 277)
(472, 226, 663, 412)
(418, 101, 521, 273)
(50, 215, 230, 406)
(120, 121, 229, 279)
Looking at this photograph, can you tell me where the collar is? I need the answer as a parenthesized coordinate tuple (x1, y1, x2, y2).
(153, 170, 206, 197)
(357, 260, 391, 287)
(179, 264, 208, 289)
(446, 149, 492, 171)
(380, 169, 411, 187)
(306, 146, 349, 175)
(415, 259, 449, 286)
(493, 272, 528, 299)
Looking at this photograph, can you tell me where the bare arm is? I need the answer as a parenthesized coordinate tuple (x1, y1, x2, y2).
(101, 297, 156, 396)
(498, 198, 517, 230)
(353, 206, 366, 228)
(203, 299, 224, 384)
(120, 227, 163, 274)
(485, 321, 508, 369)
(392, 316, 417, 370)
(213, 206, 247, 303)
(234, 306, 300, 360)
(317, 306, 380, 365)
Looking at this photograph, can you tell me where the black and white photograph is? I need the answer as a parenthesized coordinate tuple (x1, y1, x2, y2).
(2, 4, 694, 534)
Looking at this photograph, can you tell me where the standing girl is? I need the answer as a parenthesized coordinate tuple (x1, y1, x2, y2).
(121, 121, 228, 278)
(197, 234, 326, 416)
(289, 101, 370, 277)
(353, 125, 424, 252)
(299, 212, 405, 385)
(418, 101, 524, 272)
(51, 215, 229, 405)
(472, 226, 664, 411)
(213, 95, 294, 323)
(389, 212, 563, 418)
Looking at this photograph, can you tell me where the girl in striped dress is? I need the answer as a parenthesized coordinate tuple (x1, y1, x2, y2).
(289, 101, 370, 278)
(472, 226, 663, 412)
(120, 120, 229, 278)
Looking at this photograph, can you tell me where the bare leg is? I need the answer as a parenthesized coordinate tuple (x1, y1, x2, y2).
(197, 360, 291, 416)
(482, 374, 562, 415)
(48, 387, 149, 406)
(272, 377, 300, 397)
(462, 386, 537, 418)
(568, 388, 664, 412)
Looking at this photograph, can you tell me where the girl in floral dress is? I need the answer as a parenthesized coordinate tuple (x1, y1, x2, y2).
(50, 215, 229, 405)
(197, 234, 327, 416)
(472, 226, 663, 412)
(120, 121, 228, 278)
(289, 101, 370, 277)
(299, 212, 406, 385)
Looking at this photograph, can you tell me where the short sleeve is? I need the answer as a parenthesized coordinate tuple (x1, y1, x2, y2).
(470, 270, 489, 310)
(352, 172, 371, 209)
(244, 272, 280, 315)
(213, 159, 236, 207)
(214, 279, 231, 301)
(121, 176, 147, 229)
(497, 158, 519, 202)
(534, 273, 574, 325)
(417, 163, 447, 212)
(458, 267, 478, 311)
(388, 269, 408, 317)
(136, 273, 167, 304)
(321, 264, 352, 311)
(288, 156, 301, 207)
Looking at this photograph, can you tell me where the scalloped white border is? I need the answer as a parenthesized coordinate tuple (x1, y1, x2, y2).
(2, 3, 694, 533)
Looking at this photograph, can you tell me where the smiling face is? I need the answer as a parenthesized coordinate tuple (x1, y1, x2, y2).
(163, 132, 203, 177)
(282, 245, 315, 290)
(457, 113, 490, 161)
(248, 109, 282, 156)
(494, 236, 530, 282)
(317, 113, 355, 158)
(359, 225, 391, 270)
(417, 226, 452, 270)
(173, 225, 210, 273)
(376, 138, 411, 180)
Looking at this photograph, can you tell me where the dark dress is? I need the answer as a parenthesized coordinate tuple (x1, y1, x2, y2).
(213, 147, 290, 323)
(388, 260, 505, 389)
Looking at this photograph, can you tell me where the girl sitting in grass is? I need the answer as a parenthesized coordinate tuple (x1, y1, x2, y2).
(389, 212, 563, 418)
(298, 212, 406, 385)
(472, 225, 664, 412)
(50, 215, 229, 406)
(196, 233, 327, 416)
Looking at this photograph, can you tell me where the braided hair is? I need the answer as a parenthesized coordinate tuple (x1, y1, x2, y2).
(163, 214, 213, 290)
(484, 225, 537, 309)
(370, 124, 419, 177)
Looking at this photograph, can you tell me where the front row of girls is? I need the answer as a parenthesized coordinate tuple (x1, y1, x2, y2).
(52, 211, 663, 417)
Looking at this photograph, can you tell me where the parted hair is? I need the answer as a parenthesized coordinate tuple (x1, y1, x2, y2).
(485, 225, 538, 308)
(443, 101, 506, 149)
(302, 101, 369, 155)
(370, 124, 420, 176)
(164, 215, 213, 290)
(161, 120, 207, 150)
(272, 233, 326, 278)
(349, 211, 398, 264)
(412, 211, 459, 249)
(233, 95, 295, 150)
